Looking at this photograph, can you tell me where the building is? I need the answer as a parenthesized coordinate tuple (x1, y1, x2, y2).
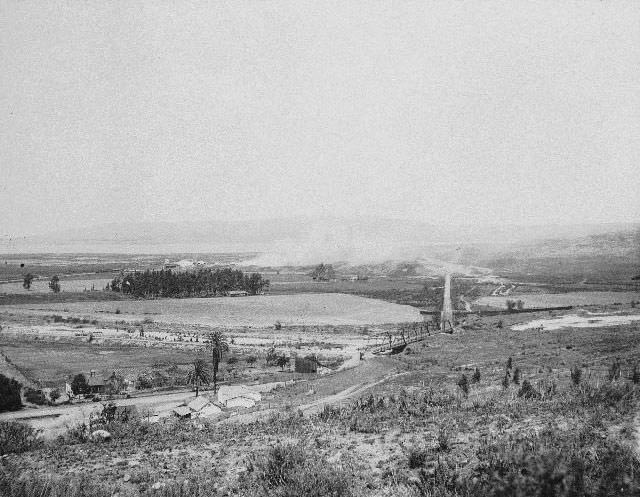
(227, 290, 248, 297)
(87, 370, 106, 394)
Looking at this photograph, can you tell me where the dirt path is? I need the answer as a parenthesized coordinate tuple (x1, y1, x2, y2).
(0, 348, 36, 388)
(298, 371, 409, 416)
(0, 389, 198, 438)
(225, 371, 409, 424)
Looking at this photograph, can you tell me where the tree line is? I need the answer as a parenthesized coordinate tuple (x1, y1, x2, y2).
(108, 268, 269, 298)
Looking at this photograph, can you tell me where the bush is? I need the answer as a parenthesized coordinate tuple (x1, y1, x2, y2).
(0, 374, 22, 412)
(437, 425, 450, 452)
(518, 380, 540, 399)
(0, 421, 42, 455)
(246, 355, 257, 365)
(502, 372, 510, 389)
(570, 366, 582, 386)
(245, 442, 352, 496)
(512, 368, 521, 385)
(406, 444, 430, 469)
(457, 374, 469, 397)
(608, 359, 621, 381)
(471, 367, 481, 384)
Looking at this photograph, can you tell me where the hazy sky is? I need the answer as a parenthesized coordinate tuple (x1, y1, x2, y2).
(2, 1, 639, 236)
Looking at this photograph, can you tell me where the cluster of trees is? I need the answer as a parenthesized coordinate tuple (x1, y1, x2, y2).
(505, 299, 525, 311)
(22, 274, 61, 293)
(108, 268, 269, 298)
(310, 263, 335, 281)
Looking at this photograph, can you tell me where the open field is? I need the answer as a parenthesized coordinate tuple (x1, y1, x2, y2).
(475, 290, 639, 309)
(0, 339, 198, 389)
(4, 293, 422, 327)
(0, 278, 113, 294)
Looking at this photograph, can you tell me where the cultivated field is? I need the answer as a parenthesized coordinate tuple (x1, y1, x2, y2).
(0, 278, 113, 294)
(475, 290, 639, 309)
(5, 293, 422, 327)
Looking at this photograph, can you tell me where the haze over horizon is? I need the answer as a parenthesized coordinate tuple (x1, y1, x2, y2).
(3, 1, 639, 240)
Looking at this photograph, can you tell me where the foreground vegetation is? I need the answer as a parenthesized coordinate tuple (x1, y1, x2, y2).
(1, 316, 639, 496)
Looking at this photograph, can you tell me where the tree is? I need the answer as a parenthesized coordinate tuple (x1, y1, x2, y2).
(276, 354, 289, 371)
(208, 331, 229, 393)
(71, 373, 90, 396)
(22, 274, 34, 290)
(0, 374, 22, 412)
(49, 275, 61, 293)
(49, 389, 61, 403)
(186, 359, 210, 397)
(310, 263, 335, 281)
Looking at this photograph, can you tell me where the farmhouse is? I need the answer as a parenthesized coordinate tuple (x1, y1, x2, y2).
(87, 370, 106, 394)
(217, 385, 261, 408)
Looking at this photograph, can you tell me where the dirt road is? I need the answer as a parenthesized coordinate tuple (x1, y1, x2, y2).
(441, 272, 453, 331)
(0, 389, 197, 438)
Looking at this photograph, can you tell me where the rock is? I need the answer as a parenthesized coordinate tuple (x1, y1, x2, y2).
(326, 451, 342, 463)
(90, 429, 111, 442)
(123, 474, 131, 482)
(151, 482, 166, 490)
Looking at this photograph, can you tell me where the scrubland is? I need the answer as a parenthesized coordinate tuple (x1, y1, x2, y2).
(1, 311, 639, 496)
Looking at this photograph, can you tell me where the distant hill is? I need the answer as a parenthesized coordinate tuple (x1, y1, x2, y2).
(464, 228, 640, 284)
(1, 217, 638, 264)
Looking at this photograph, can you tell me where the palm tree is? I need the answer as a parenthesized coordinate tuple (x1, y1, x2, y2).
(187, 358, 210, 397)
(209, 331, 229, 393)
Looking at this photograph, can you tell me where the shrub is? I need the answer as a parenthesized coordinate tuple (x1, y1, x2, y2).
(608, 359, 621, 381)
(518, 380, 540, 399)
(227, 356, 239, 365)
(0, 421, 42, 455)
(512, 367, 521, 385)
(471, 367, 481, 384)
(632, 364, 640, 384)
(246, 355, 257, 365)
(570, 366, 582, 386)
(0, 374, 22, 412)
(506, 357, 513, 370)
(457, 374, 469, 397)
(245, 442, 352, 496)
(502, 372, 510, 389)
(406, 444, 429, 469)
(437, 425, 450, 452)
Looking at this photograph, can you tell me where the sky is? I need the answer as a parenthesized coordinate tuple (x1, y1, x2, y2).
(2, 0, 640, 237)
